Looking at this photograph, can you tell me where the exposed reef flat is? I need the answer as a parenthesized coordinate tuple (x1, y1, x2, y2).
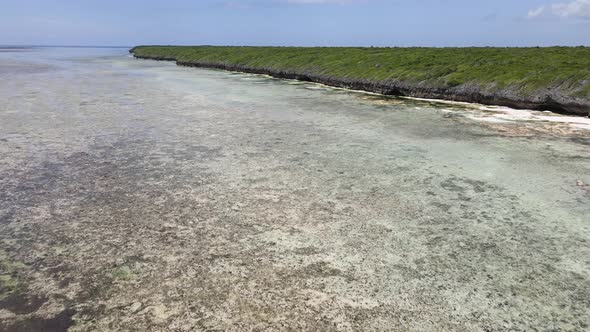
(1, 48, 589, 331)
(131, 46, 590, 116)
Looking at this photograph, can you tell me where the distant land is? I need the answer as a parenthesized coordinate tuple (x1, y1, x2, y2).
(0, 45, 131, 49)
(131, 46, 590, 116)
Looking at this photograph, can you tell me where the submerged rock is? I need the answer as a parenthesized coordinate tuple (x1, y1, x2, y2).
(128, 302, 142, 314)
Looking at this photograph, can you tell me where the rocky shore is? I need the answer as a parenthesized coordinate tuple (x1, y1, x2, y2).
(131, 51, 590, 117)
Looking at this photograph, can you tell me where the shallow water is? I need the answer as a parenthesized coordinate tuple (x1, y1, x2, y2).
(0, 47, 589, 331)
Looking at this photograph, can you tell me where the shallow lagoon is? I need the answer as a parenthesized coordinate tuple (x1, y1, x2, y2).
(0, 48, 589, 331)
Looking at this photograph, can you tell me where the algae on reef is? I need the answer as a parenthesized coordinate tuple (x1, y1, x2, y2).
(0, 251, 25, 302)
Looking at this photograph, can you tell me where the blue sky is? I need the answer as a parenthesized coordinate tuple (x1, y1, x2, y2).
(1, 0, 589, 47)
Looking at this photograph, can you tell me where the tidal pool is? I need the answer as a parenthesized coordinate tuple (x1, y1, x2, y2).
(0, 47, 589, 331)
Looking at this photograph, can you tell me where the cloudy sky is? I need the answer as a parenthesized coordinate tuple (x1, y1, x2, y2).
(1, 0, 589, 46)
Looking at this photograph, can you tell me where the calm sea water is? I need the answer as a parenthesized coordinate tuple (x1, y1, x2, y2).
(0, 47, 589, 330)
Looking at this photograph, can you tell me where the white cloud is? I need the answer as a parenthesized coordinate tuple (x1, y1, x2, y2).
(551, 0, 590, 18)
(528, 6, 545, 18)
(528, 0, 590, 19)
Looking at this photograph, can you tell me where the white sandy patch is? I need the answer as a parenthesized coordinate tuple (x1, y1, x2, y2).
(572, 123, 590, 130)
(466, 116, 513, 123)
(463, 106, 590, 131)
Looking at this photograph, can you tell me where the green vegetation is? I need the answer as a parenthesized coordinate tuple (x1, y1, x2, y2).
(0, 251, 26, 300)
(111, 265, 135, 280)
(131, 46, 590, 98)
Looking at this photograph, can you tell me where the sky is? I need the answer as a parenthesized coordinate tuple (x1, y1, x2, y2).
(1, 0, 589, 47)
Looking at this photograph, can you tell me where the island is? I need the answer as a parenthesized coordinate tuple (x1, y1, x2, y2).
(130, 46, 590, 116)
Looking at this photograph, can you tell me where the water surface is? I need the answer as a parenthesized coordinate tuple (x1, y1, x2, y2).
(0, 47, 589, 331)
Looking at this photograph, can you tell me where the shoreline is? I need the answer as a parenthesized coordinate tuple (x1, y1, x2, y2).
(130, 49, 590, 117)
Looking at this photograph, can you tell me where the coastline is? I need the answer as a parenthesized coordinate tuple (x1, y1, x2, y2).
(130, 47, 590, 117)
